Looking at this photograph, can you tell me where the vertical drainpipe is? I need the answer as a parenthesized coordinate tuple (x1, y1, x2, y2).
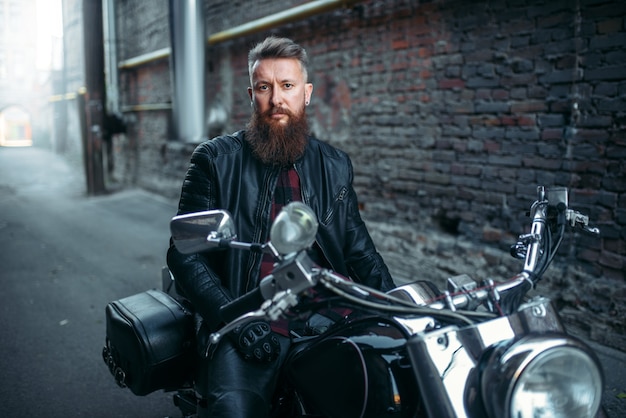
(81, 0, 106, 195)
(102, 0, 120, 183)
(169, 0, 206, 143)
(103, 0, 119, 115)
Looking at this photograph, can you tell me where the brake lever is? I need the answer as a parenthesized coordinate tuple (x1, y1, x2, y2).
(208, 289, 299, 346)
(208, 310, 267, 346)
(566, 209, 600, 235)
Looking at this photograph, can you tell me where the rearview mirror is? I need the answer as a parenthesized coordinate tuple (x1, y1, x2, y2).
(170, 210, 236, 254)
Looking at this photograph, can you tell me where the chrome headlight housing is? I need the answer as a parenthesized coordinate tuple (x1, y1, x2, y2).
(270, 202, 318, 255)
(482, 333, 603, 418)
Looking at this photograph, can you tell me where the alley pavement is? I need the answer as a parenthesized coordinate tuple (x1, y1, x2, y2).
(0, 145, 624, 417)
(0, 145, 180, 417)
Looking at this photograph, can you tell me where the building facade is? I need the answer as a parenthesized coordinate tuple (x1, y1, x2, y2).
(0, 0, 38, 146)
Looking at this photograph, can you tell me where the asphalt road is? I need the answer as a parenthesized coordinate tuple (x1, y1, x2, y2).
(0, 145, 624, 417)
(0, 146, 181, 417)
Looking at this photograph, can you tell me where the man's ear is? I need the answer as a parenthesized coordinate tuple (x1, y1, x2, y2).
(247, 87, 253, 101)
(305, 83, 313, 104)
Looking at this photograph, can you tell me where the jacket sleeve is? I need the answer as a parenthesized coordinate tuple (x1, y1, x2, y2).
(342, 183, 395, 292)
(166, 143, 233, 329)
(336, 156, 394, 292)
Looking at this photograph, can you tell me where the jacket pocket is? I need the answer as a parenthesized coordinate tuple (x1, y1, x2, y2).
(320, 186, 348, 226)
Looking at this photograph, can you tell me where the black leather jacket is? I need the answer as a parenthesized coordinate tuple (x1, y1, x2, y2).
(167, 131, 394, 329)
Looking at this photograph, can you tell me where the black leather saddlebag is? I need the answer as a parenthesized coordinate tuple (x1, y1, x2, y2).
(102, 289, 195, 396)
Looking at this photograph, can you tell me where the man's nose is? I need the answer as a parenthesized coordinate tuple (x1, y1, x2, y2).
(270, 87, 283, 107)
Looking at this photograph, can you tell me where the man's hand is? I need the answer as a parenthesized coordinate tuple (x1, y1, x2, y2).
(230, 321, 280, 362)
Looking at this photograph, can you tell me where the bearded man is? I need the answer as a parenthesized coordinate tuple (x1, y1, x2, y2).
(167, 36, 394, 418)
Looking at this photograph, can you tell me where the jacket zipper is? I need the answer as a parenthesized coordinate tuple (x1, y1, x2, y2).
(295, 163, 339, 273)
(244, 167, 279, 292)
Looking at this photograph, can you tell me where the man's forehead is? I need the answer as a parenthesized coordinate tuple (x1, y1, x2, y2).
(251, 58, 305, 80)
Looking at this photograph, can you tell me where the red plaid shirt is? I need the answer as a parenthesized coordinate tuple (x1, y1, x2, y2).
(262, 168, 302, 336)
(260, 167, 302, 279)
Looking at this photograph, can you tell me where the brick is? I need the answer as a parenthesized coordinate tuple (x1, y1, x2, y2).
(511, 100, 548, 113)
(578, 248, 600, 263)
(488, 154, 523, 167)
(493, 89, 511, 100)
(541, 128, 563, 140)
(445, 65, 462, 78)
(606, 145, 626, 160)
(476, 101, 510, 113)
(523, 156, 562, 170)
(483, 226, 504, 242)
(583, 2, 626, 19)
(574, 128, 610, 142)
(543, 39, 577, 55)
(602, 176, 626, 193)
(606, 50, 626, 66)
(539, 114, 566, 127)
(392, 39, 410, 50)
(589, 33, 626, 51)
(586, 65, 626, 81)
(505, 127, 540, 141)
(598, 192, 619, 208)
(616, 209, 626, 226)
(443, 125, 472, 137)
(466, 77, 501, 88)
(517, 115, 537, 126)
(599, 251, 624, 270)
(467, 139, 484, 152)
(584, 52, 604, 69)
(579, 115, 614, 128)
(510, 87, 527, 99)
(484, 140, 501, 152)
(510, 35, 531, 48)
(438, 78, 465, 89)
(540, 69, 580, 84)
(548, 99, 571, 113)
(567, 159, 608, 175)
(594, 82, 619, 96)
(473, 127, 506, 139)
(518, 168, 537, 184)
(555, 54, 577, 70)
(454, 174, 482, 189)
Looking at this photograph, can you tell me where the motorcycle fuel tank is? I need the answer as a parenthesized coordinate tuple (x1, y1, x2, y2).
(285, 317, 422, 418)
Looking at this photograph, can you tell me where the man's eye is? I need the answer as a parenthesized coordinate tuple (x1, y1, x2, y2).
(258, 85, 269, 91)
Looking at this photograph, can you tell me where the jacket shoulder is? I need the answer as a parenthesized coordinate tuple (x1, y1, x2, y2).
(193, 131, 244, 158)
(308, 136, 350, 162)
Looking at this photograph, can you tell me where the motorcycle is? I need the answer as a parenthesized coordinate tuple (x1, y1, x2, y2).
(103, 185, 605, 418)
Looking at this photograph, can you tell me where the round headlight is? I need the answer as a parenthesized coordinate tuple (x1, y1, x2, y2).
(270, 202, 318, 255)
(482, 334, 603, 418)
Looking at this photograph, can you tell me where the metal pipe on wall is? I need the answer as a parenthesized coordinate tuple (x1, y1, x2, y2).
(118, 47, 171, 70)
(207, 0, 360, 45)
(118, 0, 360, 70)
(169, 0, 206, 143)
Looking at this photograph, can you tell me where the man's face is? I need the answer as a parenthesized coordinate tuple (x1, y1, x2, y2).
(248, 58, 313, 125)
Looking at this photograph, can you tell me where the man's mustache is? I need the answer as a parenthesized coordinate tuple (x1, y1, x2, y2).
(264, 107, 293, 117)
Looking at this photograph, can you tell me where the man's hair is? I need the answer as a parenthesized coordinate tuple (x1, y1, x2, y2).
(248, 36, 309, 81)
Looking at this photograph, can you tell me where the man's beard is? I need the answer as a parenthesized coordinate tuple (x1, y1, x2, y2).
(245, 107, 309, 167)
